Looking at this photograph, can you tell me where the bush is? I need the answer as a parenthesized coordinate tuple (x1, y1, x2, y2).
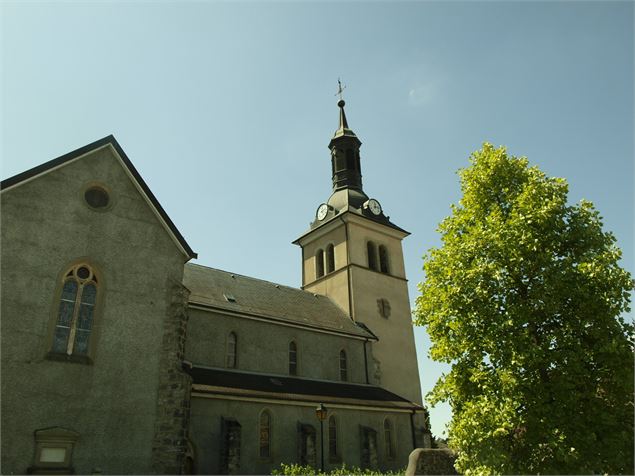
(272, 462, 405, 476)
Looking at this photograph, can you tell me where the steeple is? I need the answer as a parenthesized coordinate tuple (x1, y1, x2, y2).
(328, 100, 363, 191)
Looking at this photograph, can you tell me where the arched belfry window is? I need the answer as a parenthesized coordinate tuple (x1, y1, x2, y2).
(384, 418, 395, 459)
(379, 245, 390, 274)
(328, 415, 339, 462)
(326, 244, 335, 274)
(316, 249, 325, 278)
(259, 410, 272, 459)
(52, 263, 98, 356)
(339, 350, 348, 381)
(367, 241, 378, 271)
(289, 341, 298, 375)
(226, 332, 237, 368)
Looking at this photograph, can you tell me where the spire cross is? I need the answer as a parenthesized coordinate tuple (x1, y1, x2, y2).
(335, 78, 346, 101)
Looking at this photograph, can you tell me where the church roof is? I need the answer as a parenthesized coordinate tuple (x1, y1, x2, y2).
(184, 263, 376, 340)
(187, 365, 422, 411)
(0, 135, 197, 260)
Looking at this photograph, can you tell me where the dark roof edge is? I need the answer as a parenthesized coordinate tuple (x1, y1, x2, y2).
(1, 135, 197, 260)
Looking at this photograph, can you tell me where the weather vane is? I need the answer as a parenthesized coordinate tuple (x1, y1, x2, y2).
(335, 78, 346, 101)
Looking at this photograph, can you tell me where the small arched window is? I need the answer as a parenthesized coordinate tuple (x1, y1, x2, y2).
(52, 263, 98, 356)
(259, 410, 271, 458)
(289, 341, 298, 376)
(328, 415, 339, 461)
(326, 244, 335, 274)
(379, 245, 390, 274)
(316, 249, 325, 278)
(339, 350, 348, 381)
(384, 418, 395, 459)
(367, 241, 378, 271)
(226, 332, 237, 368)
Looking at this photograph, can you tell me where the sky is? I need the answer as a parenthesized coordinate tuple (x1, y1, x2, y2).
(2, 1, 633, 439)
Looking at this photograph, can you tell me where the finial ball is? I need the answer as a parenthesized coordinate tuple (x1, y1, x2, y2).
(337, 99, 346, 108)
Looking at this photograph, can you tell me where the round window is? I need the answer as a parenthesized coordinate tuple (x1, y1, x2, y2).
(84, 187, 109, 209)
(76, 266, 90, 280)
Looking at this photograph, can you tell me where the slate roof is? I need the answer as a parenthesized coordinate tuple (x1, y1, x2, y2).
(1, 135, 197, 260)
(187, 365, 422, 410)
(184, 263, 375, 339)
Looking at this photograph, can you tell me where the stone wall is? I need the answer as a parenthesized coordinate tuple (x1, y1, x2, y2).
(406, 448, 458, 476)
(151, 279, 192, 474)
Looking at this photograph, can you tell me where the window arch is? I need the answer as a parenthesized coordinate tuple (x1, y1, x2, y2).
(226, 332, 237, 368)
(328, 415, 339, 462)
(339, 350, 348, 381)
(51, 263, 98, 357)
(379, 245, 390, 274)
(316, 249, 325, 278)
(326, 244, 335, 274)
(384, 418, 395, 459)
(367, 241, 378, 271)
(259, 410, 271, 459)
(289, 341, 298, 376)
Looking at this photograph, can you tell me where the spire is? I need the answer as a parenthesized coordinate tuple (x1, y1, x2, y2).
(328, 99, 363, 191)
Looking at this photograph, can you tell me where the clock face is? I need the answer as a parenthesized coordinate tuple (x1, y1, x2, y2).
(316, 203, 329, 221)
(368, 199, 382, 216)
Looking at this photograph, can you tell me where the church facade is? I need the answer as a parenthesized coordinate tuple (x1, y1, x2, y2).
(1, 101, 429, 474)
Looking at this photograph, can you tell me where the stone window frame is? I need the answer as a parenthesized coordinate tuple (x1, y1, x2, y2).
(328, 414, 341, 463)
(28, 427, 79, 474)
(339, 349, 348, 381)
(46, 260, 102, 365)
(378, 245, 390, 274)
(325, 243, 335, 274)
(383, 417, 396, 461)
(315, 249, 325, 278)
(288, 341, 298, 376)
(258, 409, 273, 461)
(367, 241, 378, 271)
(226, 332, 237, 369)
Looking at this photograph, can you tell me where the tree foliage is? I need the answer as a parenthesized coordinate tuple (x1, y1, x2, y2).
(415, 144, 634, 475)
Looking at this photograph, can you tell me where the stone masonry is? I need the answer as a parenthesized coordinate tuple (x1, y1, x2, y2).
(151, 278, 192, 474)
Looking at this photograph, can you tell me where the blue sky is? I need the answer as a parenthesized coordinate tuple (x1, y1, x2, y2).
(2, 1, 633, 439)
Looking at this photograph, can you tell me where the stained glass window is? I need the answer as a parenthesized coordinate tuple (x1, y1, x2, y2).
(289, 341, 297, 376)
(226, 332, 237, 368)
(384, 419, 395, 459)
(328, 416, 338, 461)
(52, 264, 97, 357)
(339, 350, 348, 381)
(259, 410, 271, 458)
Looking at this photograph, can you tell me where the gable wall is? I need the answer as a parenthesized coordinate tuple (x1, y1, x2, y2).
(0, 147, 187, 474)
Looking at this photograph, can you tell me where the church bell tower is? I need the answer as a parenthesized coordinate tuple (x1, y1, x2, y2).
(294, 99, 423, 405)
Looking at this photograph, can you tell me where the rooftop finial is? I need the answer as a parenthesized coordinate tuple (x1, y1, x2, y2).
(335, 79, 349, 130)
(335, 78, 346, 106)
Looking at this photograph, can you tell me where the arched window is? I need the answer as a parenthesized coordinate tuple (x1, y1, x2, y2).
(259, 410, 271, 458)
(379, 245, 390, 274)
(326, 244, 335, 274)
(226, 332, 237, 368)
(51, 263, 98, 356)
(328, 415, 339, 462)
(289, 341, 298, 376)
(384, 418, 395, 459)
(339, 350, 348, 381)
(367, 241, 378, 271)
(316, 249, 325, 278)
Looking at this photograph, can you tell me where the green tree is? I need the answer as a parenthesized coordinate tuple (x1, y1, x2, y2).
(415, 144, 634, 475)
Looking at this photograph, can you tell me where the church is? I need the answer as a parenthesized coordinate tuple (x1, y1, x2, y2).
(1, 100, 430, 474)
